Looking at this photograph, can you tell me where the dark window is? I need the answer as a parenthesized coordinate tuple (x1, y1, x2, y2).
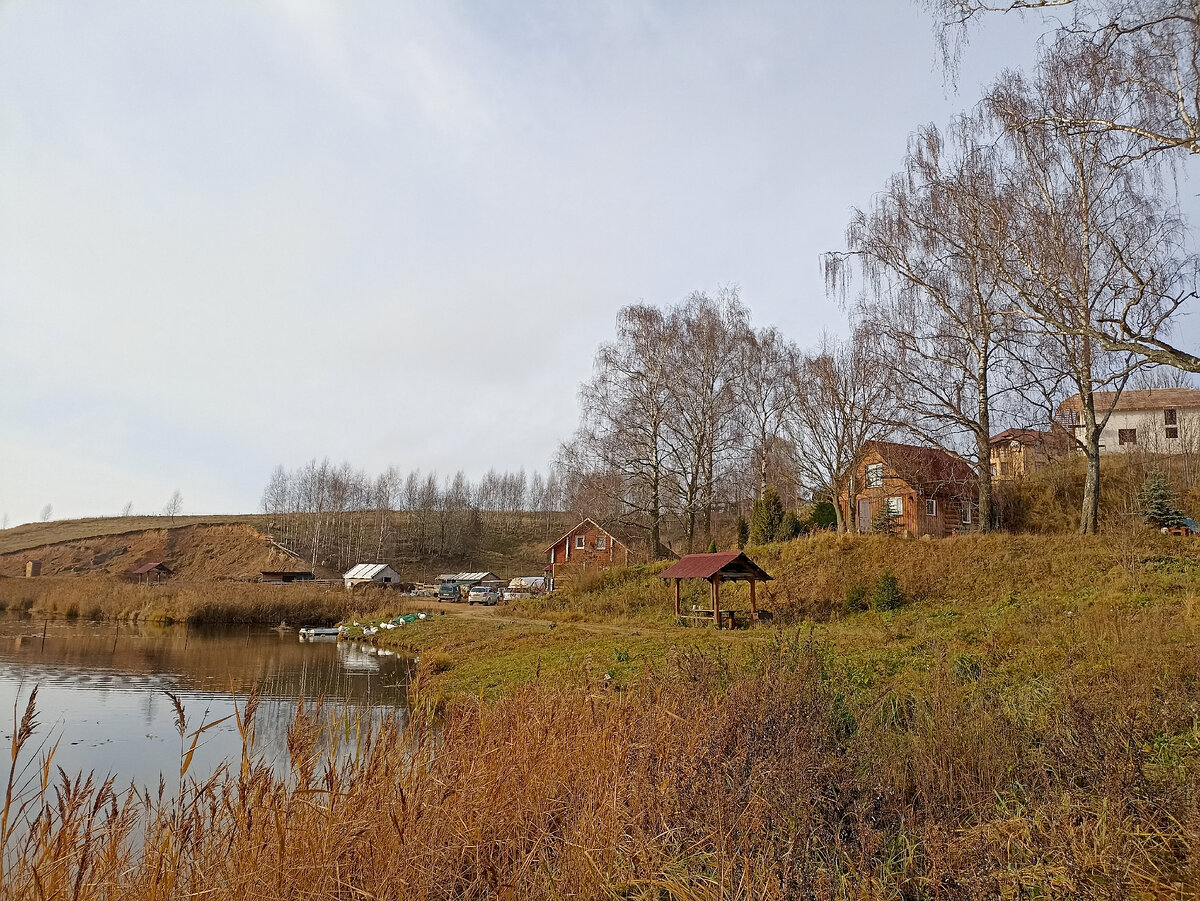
(1118, 428, 1137, 446)
(960, 504, 972, 525)
(1167, 427, 1179, 439)
(925, 498, 936, 516)
(1165, 408, 1178, 425)
(575, 535, 585, 549)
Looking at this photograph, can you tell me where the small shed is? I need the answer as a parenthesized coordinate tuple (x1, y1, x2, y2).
(659, 552, 773, 627)
(261, 570, 316, 584)
(131, 562, 172, 584)
(25, 560, 41, 578)
(343, 563, 402, 589)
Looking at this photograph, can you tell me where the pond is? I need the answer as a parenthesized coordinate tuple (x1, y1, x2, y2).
(0, 615, 411, 789)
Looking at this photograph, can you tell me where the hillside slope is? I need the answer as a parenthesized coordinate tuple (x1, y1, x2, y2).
(0, 523, 317, 581)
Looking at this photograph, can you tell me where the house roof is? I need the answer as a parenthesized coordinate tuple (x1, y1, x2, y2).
(543, 518, 627, 553)
(1057, 387, 1200, 417)
(990, 427, 1073, 450)
(440, 571, 503, 583)
(659, 552, 773, 581)
(864, 441, 976, 495)
(131, 562, 170, 575)
(343, 563, 394, 580)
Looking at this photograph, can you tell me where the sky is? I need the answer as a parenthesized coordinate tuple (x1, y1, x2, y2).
(0, 1, 1193, 526)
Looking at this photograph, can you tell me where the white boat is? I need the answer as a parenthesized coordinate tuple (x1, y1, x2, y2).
(299, 626, 342, 639)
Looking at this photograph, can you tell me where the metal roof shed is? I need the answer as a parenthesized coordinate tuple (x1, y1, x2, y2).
(659, 552, 773, 627)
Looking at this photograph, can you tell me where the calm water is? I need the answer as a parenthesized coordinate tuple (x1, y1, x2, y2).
(0, 615, 411, 788)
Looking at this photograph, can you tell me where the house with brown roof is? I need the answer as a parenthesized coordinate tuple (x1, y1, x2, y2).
(841, 441, 977, 538)
(1056, 387, 1200, 454)
(545, 518, 631, 588)
(990, 427, 1073, 481)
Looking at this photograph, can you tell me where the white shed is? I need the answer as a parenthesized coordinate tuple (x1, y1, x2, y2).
(343, 563, 402, 590)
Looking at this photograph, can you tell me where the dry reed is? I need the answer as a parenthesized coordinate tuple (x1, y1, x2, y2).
(0, 624, 1196, 900)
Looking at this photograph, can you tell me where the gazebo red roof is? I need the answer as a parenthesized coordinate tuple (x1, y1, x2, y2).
(658, 552, 772, 581)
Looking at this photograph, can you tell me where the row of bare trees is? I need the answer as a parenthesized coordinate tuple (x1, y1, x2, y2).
(556, 290, 906, 548)
(260, 460, 564, 572)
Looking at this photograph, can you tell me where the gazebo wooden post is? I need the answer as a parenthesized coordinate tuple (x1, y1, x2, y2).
(673, 579, 681, 618)
(749, 577, 758, 624)
(711, 576, 721, 628)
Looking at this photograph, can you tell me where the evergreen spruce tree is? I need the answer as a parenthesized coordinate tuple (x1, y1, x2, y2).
(871, 503, 901, 536)
(735, 516, 749, 550)
(1139, 470, 1186, 528)
(780, 511, 802, 541)
(706, 539, 718, 553)
(749, 488, 785, 544)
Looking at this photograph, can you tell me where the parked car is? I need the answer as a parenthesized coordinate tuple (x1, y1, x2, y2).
(467, 585, 500, 606)
(438, 583, 463, 603)
(503, 589, 531, 602)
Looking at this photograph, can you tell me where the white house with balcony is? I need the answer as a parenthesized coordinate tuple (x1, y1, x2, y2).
(1055, 387, 1200, 453)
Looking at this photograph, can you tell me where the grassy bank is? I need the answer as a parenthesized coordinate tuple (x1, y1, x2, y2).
(514, 531, 1200, 624)
(0, 577, 355, 625)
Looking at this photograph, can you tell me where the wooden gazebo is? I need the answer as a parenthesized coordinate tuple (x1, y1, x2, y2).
(659, 552, 773, 627)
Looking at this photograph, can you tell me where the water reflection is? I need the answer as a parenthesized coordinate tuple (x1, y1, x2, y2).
(0, 616, 410, 788)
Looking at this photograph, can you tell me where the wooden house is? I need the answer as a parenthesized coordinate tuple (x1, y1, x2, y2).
(990, 427, 1072, 480)
(545, 518, 631, 587)
(842, 441, 977, 538)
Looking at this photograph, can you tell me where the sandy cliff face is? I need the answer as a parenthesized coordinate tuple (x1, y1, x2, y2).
(0, 524, 308, 581)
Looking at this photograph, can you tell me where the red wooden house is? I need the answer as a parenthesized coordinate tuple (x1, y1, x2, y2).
(841, 441, 977, 538)
(545, 518, 631, 587)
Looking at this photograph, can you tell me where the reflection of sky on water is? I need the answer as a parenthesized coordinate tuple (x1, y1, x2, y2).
(0, 616, 410, 789)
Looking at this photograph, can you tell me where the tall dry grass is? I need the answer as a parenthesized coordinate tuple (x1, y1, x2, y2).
(1, 625, 1197, 900)
(0, 578, 358, 625)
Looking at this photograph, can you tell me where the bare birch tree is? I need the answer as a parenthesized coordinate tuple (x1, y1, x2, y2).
(985, 47, 1197, 531)
(785, 329, 898, 533)
(828, 121, 1019, 531)
(927, 0, 1200, 371)
(561, 304, 674, 555)
(735, 325, 799, 499)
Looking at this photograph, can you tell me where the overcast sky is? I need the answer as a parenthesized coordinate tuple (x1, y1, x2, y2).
(0, 2, 1193, 526)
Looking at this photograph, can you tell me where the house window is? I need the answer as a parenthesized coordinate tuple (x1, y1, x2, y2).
(1118, 428, 1137, 446)
(866, 463, 883, 488)
(886, 497, 902, 516)
(991, 463, 998, 477)
(1165, 408, 1178, 426)
(960, 504, 972, 525)
(925, 498, 937, 516)
(575, 535, 585, 549)
(596, 535, 606, 550)
(1000, 461, 1009, 477)
(1167, 427, 1179, 439)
